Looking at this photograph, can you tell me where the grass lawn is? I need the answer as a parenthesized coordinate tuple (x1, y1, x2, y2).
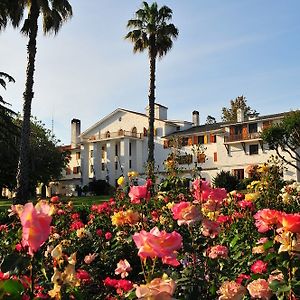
(0, 195, 110, 212)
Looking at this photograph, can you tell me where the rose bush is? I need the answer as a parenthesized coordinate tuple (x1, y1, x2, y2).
(0, 159, 300, 299)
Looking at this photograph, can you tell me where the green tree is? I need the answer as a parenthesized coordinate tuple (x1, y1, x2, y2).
(0, 0, 72, 203)
(0, 72, 19, 195)
(221, 95, 257, 122)
(261, 110, 300, 173)
(206, 115, 216, 124)
(125, 1, 178, 178)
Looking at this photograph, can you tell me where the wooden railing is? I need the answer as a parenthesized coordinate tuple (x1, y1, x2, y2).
(224, 132, 261, 143)
(87, 131, 144, 142)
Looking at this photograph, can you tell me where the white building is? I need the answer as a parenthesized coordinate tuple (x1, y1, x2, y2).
(164, 109, 300, 182)
(56, 104, 192, 193)
(54, 106, 299, 196)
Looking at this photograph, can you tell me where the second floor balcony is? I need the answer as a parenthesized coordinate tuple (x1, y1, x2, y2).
(224, 132, 261, 143)
(86, 130, 144, 142)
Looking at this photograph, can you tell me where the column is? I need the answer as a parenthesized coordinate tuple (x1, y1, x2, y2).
(120, 139, 129, 176)
(106, 142, 113, 185)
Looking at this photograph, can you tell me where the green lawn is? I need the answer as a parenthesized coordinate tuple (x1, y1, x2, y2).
(0, 195, 110, 212)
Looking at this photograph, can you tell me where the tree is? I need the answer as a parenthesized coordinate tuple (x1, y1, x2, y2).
(0, 0, 72, 203)
(221, 95, 257, 122)
(261, 110, 300, 173)
(0, 72, 19, 195)
(206, 115, 216, 124)
(125, 1, 178, 178)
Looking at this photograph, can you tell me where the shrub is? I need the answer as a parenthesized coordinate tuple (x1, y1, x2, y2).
(212, 170, 239, 191)
(88, 180, 114, 195)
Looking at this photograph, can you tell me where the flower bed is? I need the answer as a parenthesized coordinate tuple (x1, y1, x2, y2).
(0, 162, 300, 299)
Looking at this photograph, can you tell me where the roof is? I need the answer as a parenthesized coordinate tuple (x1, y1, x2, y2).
(220, 111, 288, 127)
(163, 122, 226, 138)
(80, 107, 188, 137)
(163, 110, 296, 138)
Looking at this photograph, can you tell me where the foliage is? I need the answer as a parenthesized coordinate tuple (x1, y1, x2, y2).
(88, 180, 114, 196)
(206, 115, 216, 124)
(125, 1, 178, 178)
(1, 116, 69, 195)
(0, 72, 18, 194)
(261, 110, 300, 173)
(212, 170, 239, 192)
(0, 158, 300, 299)
(0, 0, 73, 203)
(221, 95, 257, 122)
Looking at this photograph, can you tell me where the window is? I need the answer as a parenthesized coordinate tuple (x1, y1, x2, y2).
(73, 166, 80, 174)
(210, 134, 216, 143)
(197, 153, 206, 163)
(90, 165, 94, 173)
(249, 123, 258, 133)
(105, 131, 110, 138)
(181, 137, 188, 146)
(129, 142, 132, 156)
(132, 127, 137, 137)
(101, 146, 106, 159)
(115, 144, 118, 156)
(249, 144, 259, 155)
(198, 136, 204, 144)
(118, 129, 124, 136)
(129, 159, 132, 169)
(115, 161, 118, 170)
(213, 152, 218, 162)
(76, 152, 80, 160)
(101, 163, 105, 171)
(233, 169, 244, 180)
(90, 150, 93, 158)
(234, 125, 243, 135)
(66, 167, 71, 175)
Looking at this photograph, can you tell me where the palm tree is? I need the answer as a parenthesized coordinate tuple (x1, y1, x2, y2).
(0, 0, 72, 203)
(125, 2, 178, 178)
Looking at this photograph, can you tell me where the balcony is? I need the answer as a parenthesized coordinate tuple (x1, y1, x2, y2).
(224, 132, 261, 143)
(86, 130, 144, 142)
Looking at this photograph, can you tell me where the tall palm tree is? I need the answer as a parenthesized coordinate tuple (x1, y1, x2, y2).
(125, 2, 178, 178)
(0, 0, 72, 203)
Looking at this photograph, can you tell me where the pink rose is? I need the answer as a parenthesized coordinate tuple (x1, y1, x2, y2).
(247, 279, 272, 300)
(105, 232, 113, 240)
(115, 259, 132, 278)
(250, 260, 268, 274)
(133, 227, 182, 266)
(218, 280, 246, 300)
(128, 185, 149, 204)
(254, 209, 281, 233)
(171, 201, 202, 226)
(20, 202, 52, 256)
(208, 245, 228, 259)
(202, 219, 220, 238)
(50, 196, 59, 203)
(76, 269, 91, 284)
(136, 277, 176, 300)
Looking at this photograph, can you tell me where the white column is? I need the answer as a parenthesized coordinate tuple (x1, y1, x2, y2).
(136, 139, 144, 174)
(93, 142, 101, 179)
(81, 143, 89, 186)
(106, 142, 113, 185)
(120, 139, 129, 175)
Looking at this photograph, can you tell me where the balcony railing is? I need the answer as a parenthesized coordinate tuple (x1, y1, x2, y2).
(224, 132, 261, 143)
(87, 131, 144, 142)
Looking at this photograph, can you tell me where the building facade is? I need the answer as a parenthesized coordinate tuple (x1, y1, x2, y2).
(164, 109, 300, 182)
(53, 106, 299, 196)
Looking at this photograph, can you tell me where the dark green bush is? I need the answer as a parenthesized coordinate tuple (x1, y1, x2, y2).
(212, 170, 239, 192)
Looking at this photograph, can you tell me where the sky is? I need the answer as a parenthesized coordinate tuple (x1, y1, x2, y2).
(1, 0, 300, 145)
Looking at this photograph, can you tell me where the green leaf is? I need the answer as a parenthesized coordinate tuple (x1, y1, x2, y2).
(263, 240, 273, 250)
(0, 253, 28, 273)
(2, 279, 24, 296)
(230, 235, 239, 248)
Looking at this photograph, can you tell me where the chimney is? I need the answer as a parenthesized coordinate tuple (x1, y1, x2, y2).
(192, 110, 199, 126)
(237, 108, 244, 122)
(71, 119, 81, 147)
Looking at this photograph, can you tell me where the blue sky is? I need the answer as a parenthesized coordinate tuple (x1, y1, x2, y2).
(1, 1, 300, 144)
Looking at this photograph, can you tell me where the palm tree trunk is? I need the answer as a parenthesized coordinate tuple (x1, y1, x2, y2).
(15, 2, 39, 204)
(147, 48, 156, 179)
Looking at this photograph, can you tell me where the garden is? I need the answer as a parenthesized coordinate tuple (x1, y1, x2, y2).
(0, 158, 300, 300)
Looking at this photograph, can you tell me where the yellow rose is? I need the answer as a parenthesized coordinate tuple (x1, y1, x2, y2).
(117, 176, 125, 186)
